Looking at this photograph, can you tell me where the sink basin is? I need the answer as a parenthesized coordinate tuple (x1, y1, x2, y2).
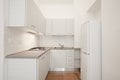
(54, 47, 74, 50)
(29, 47, 46, 51)
(54, 47, 64, 49)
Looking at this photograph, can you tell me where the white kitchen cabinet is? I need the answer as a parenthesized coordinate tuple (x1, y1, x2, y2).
(5, 52, 50, 80)
(50, 50, 67, 70)
(39, 52, 50, 80)
(52, 19, 66, 35)
(81, 52, 88, 80)
(46, 18, 74, 35)
(27, 0, 46, 33)
(66, 50, 75, 68)
(50, 50, 74, 71)
(46, 19, 53, 35)
(81, 21, 101, 80)
(6, 59, 37, 80)
(74, 49, 81, 68)
(8, 0, 46, 33)
(9, 0, 26, 26)
(65, 19, 74, 35)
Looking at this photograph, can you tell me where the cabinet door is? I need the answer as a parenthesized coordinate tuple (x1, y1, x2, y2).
(27, 0, 46, 33)
(50, 50, 67, 69)
(81, 52, 86, 80)
(38, 52, 50, 80)
(65, 19, 74, 35)
(46, 19, 74, 35)
(66, 50, 75, 68)
(6, 59, 37, 80)
(74, 50, 80, 68)
(44, 52, 50, 77)
(52, 19, 66, 35)
(9, 0, 26, 26)
(39, 54, 46, 80)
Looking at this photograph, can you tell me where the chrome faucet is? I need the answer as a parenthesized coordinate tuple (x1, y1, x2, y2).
(58, 43, 64, 48)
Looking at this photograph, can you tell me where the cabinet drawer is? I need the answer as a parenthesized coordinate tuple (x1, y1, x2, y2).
(67, 59, 74, 63)
(67, 55, 74, 58)
(67, 52, 74, 54)
(66, 64, 74, 68)
(67, 59, 74, 65)
(67, 56, 74, 59)
(67, 60, 74, 64)
(67, 56, 74, 64)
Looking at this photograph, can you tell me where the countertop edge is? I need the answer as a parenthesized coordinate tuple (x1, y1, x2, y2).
(5, 48, 52, 59)
(5, 47, 81, 59)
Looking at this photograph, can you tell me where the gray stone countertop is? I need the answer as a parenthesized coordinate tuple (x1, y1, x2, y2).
(53, 47, 80, 50)
(5, 47, 80, 59)
(6, 48, 52, 59)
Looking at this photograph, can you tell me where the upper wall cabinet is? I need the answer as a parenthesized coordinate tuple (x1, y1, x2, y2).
(8, 0, 26, 26)
(46, 18, 74, 35)
(65, 19, 74, 35)
(8, 0, 46, 33)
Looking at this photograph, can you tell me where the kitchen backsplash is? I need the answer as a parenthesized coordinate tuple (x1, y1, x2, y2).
(4, 28, 39, 55)
(39, 36, 74, 47)
(4, 28, 74, 55)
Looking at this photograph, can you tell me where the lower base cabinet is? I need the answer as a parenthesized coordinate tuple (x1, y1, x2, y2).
(50, 50, 75, 71)
(39, 52, 50, 80)
(5, 52, 50, 80)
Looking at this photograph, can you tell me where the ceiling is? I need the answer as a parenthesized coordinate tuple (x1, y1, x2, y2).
(34, 0, 74, 18)
(38, 0, 74, 4)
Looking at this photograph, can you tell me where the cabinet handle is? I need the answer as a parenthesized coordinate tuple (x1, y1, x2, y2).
(83, 51, 90, 55)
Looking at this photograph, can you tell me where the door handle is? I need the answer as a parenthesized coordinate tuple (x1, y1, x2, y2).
(83, 51, 90, 55)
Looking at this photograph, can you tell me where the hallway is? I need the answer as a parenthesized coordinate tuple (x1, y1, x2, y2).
(46, 71, 80, 80)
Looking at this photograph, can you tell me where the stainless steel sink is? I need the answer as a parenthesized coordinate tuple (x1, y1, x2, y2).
(54, 47, 74, 50)
(29, 47, 46, 51)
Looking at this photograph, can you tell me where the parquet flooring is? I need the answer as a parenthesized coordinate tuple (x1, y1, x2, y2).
(46, 71, 80, 80)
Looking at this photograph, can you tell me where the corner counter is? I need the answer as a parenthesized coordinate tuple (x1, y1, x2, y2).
(5, 48, 51, 80)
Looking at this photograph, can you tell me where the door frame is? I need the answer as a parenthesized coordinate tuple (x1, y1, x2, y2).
(0, 0, 5, 80)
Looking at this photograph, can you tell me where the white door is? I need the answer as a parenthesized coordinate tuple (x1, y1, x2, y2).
(81, 22, 90, 53)
(81, 52, 88, 80)
(50, 50, 66, 69)
(81, 21, 101, 80)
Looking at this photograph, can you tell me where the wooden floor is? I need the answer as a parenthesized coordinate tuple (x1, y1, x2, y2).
(46, 71, 80, 80)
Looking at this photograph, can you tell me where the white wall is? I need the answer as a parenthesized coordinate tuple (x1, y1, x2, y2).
(75, 0, 96, 13)
(87, 0, 101, 22)
(39, 4, 74, 18)
(0, 0, 4, 80)
(4, 28, 39, 55)
(102, 0, 120, 80)
(73, 0, 100, 48)
(73, 0, 87, 48)
(37, 0, 73, 4)
(39, 36, 74, 47)
(73, 0, 81, 48)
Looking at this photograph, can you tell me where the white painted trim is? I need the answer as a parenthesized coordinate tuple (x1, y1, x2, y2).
(50, 68, 80, 71)
(0, 0, 5, 80)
